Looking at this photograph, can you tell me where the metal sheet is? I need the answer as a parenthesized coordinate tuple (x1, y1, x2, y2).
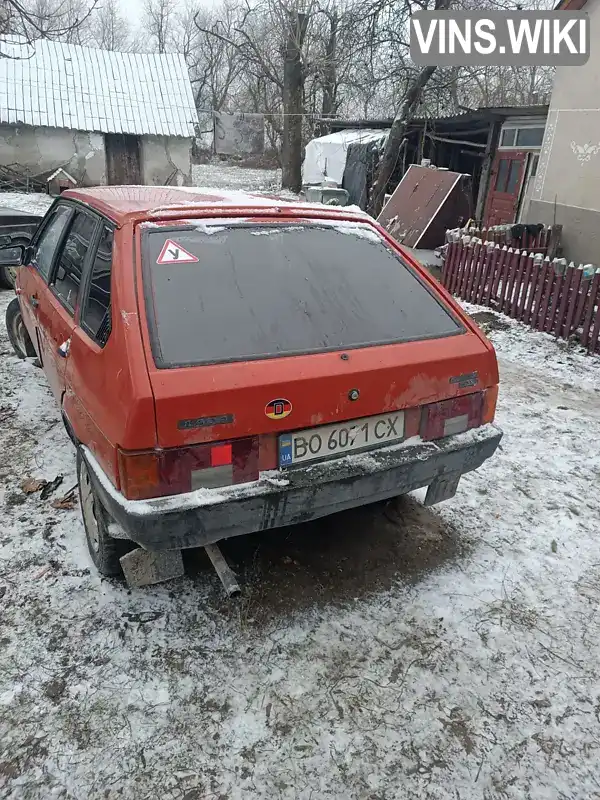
(378, 165, 472, 249)
(0, 36, 197, 137)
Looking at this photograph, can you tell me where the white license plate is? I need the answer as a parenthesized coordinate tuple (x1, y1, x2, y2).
(278, 411, 405, 467)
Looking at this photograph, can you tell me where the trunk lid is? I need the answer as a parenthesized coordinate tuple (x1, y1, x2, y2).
(146, 335, 497, 449)
(136, 219, 498, 449)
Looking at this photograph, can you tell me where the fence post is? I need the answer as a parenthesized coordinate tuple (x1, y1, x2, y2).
(554, 262, 576, 338)
(582, 270, 600, 352)
(491, 245, 508, 305)
(459, 237, 476, 298)
(510, 250, 529, 319)
(466, 239, 483, 301)
(499, 248, 516, 312)
(533, 256, 552, 330)
(571, 265, 595, 336)
(563, 264, 583, 338)
(545, 258, 567, 333)
(523, 253, 544, 325)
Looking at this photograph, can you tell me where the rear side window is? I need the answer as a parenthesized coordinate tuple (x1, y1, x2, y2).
(51, 211, 97, 314)
(81, 225, 114, 347)
(33, 205, 72, 279)
(142, 223, 463, 368)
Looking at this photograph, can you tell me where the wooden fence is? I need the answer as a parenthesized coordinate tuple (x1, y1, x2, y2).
(457, 223, 562, 259)
(441, 232, 600, 354)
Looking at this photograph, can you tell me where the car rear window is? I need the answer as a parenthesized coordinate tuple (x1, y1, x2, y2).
(141, 222, 463, 368)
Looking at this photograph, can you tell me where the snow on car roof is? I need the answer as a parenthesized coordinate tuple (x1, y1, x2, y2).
(62, 185, 371, 224)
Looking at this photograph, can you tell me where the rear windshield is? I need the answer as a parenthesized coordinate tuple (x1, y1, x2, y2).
(142, 222, 463, 368)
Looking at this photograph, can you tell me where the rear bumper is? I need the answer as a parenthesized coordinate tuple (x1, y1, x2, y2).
(83, 424, 502, 552)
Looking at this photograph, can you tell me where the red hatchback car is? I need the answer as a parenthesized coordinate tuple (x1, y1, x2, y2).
(6, 186, 502, 583)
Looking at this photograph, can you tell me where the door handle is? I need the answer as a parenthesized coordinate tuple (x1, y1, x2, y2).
(30, 295, 38, 308)
(58, 338, 71, 358)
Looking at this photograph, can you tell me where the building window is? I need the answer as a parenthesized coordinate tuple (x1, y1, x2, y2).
(515, 127, 545, 148)
(499, 125, 545, 150)
(500, 128, 516, 147)
(530, 154, 540, 178)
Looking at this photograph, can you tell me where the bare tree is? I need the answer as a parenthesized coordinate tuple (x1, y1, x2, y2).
(189, 1, 244, 112)
(183, 0, 550, 199)
(367, 0, 453, 217)
(89, 0, 131, 50)
(142, 0, 175, 53)
(5, 0, 100, 44)
(281, 6, 309, 190)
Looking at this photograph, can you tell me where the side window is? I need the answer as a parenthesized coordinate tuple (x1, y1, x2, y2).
(51, 211, 98, 314)
(80, 225, 114, 347)
(33, 205, 72, 279)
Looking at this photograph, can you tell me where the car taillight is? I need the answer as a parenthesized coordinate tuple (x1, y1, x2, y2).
(482, 385, 498, 425)
(117, 437, 259, 501)
(421, 390, 494, 441)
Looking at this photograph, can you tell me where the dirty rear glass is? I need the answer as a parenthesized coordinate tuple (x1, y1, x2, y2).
(142, 223, 463, 368)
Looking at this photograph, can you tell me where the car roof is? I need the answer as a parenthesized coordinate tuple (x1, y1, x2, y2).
(60, 185, 370, 227)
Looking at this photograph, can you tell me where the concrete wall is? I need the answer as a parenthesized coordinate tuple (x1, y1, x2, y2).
(0, 124, 106, 185)
(0, 125, 193, 189)
(527, 0, 600, 264)
(141, 136, 192, 185)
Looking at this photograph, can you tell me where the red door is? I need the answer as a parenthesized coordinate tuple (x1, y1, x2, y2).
(484, 152, 527, 227)
(17, 203, 73, 365)
(40, 209, 99, 403)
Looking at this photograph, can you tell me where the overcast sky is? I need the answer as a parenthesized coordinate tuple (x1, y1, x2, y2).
(120, 0, 216, 36)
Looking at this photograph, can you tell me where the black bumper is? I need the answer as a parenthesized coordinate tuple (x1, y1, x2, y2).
(84, 424, 502, 552)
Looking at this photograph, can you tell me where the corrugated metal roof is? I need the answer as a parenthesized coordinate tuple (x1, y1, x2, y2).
(326, 105, 549, 133)
(0, 37, 198, 137)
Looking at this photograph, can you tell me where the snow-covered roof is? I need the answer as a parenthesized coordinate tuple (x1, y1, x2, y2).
(0, 37, 198, 137)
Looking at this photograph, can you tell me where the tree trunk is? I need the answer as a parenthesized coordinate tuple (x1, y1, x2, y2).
(318, 12, 337, 137)
(282, 10, 309, 192)
(367, 64, 436, 218)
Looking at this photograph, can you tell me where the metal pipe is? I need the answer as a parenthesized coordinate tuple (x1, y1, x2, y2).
(205, 543, 241, 597)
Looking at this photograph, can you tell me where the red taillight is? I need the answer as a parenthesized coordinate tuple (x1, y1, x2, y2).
(117, 437, 259, 501)
(421, 392, 484, 441)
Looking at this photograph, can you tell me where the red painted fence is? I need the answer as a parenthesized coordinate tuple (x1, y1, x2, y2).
(462, 224, 556, 256)
(441, 232, 600, 354)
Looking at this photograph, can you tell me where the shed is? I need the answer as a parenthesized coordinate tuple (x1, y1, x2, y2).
(0, 36, 199, 187)
(315, 105, 548, 223)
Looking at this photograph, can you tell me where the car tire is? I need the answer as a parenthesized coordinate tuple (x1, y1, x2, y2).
(5, 297, 36, 359)
(77, 449, 130, 578)
(0, 265, 17, 289)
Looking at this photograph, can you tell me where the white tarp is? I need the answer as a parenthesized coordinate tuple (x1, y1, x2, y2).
(302, 128, 388, 186)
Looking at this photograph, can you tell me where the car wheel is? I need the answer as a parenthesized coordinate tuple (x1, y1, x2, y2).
(5, 297, 36, 359)
(0, 265, 17, 289)
(77, 449, 129, 577)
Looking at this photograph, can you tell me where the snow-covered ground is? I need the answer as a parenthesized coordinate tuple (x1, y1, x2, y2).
(0, 166, 292, 219)
(2, 198, 600, 798)
(192, 162, 282, 192)
(0, 191, 53, 215)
